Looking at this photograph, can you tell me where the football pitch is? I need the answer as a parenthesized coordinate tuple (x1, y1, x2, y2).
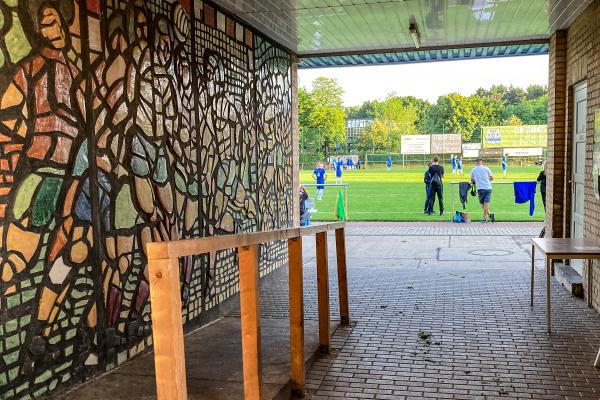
(300, 164, 545, 222)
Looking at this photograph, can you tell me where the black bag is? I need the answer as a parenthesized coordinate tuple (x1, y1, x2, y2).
(431, 173, 442, 186)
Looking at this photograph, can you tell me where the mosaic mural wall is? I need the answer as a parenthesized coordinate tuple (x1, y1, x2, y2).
(0, 1, 294, 398)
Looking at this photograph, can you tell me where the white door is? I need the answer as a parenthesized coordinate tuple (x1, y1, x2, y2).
(571, 82, 587, 275)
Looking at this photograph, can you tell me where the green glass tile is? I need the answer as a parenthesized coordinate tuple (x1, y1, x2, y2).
(21, 288, 36, 303)
(72, 140, 89, 176)
(175, 172, 186, 193)
(8, 367, 19, 381)
(20, 315, 31, 326)
(64, 345, 73, 357)
(115, 185, 138, 229)
(5, 319, 17, 333)
(55, 361, 72, 373)
(34, 370, 52, 384)
(65, 329, 77, 340)
(49, 335, 60, 345)
(6, 334, 21, 350)
(61, 372, 71, 383)
(34, 387, 48, 398)
(0, 373, 6, 387)
(37, 167, 65, 176)
(13, 174, 42, 220)
(3, 350, 19, 365)
(5, 12, 31, 63)
(153, 158, 168, 183)
(117, 351, 127, 365)
(32, 177, 62, 226)
(49, 379, 58, 391)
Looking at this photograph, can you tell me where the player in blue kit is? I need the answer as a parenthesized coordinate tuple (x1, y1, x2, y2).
(502, 154, 508, 177)
(335, 157, 343, 184)
(312, 163, 327, 200)
(451, 154, 457, 175)
(386, 156, 392, 171)
(457, 156, 463, 175)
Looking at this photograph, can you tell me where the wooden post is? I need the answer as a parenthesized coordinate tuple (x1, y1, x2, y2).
(546, 256, 552, 334)
(287, 237, 305, 396)
(530, 244, 535, 306)
(335, 228, 350, 325)
(148, 256, 188, 400)
(238, 244, 262, 400)
(316, 231, 330, 353)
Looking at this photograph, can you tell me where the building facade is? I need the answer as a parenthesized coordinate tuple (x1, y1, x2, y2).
(546, 0, 600, 308)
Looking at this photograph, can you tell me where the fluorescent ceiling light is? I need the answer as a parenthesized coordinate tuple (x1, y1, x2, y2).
(409, 23, 421, 49)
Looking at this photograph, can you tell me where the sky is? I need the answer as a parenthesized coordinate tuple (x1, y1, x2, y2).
(298, 55, 549, 106)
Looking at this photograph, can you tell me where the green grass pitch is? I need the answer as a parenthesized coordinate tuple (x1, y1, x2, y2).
(300, 163, 545, 222)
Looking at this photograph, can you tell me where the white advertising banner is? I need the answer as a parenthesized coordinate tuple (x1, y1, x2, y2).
(430, 134, 462, 154)
(463, 149, 480, 158)
(462, 143, 481, 158)
(401, 135, 430, 155)
(503, 148, 543, 157)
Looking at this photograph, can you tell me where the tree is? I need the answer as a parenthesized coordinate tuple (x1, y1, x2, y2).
(505, 115, 524, 126)
(526, 84, 547, 100)
(300, 78, 346, 155)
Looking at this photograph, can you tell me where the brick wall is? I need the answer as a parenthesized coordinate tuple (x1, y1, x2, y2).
(548, 0, 600, 308)
(547, 30, 568, 238)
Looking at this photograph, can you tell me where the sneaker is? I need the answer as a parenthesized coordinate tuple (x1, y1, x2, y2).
(481, 219, 488, 223)
(489, 213, 495, 223)
(440, 212, 444, 216)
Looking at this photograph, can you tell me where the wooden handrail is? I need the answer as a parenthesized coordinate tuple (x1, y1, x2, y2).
(147, 222, 349, 400)
(146, 222, 345, 259)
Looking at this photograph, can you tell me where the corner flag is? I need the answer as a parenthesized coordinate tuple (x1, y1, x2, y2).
(334, 190, 346, 221)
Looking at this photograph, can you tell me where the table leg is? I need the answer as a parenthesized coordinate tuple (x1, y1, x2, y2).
(531, 244, 535, 306)
(588, 259, 593, 308)
(546, 256, 552, 334)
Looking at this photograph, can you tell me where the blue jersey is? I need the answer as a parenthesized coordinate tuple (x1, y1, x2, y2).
(335, 161, 343, 177)
(451, 157, 456, 168)
(457, 158, 462, 168)
(387, 157, 392, 167)
(502, 156, 507, 169)
(313, 168, 326, 189)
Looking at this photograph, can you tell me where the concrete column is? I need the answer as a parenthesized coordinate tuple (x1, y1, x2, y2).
(546, 30, 568, 238)
(291, 54, 300, 227)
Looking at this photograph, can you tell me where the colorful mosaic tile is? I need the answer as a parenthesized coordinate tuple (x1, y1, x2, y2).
(0, 0, 293, 398)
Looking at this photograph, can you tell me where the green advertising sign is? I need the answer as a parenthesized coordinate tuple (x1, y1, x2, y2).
(481, 125, 548, 149)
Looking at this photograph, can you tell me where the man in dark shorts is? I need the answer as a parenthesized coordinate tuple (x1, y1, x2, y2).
(470, 158, 495, 223)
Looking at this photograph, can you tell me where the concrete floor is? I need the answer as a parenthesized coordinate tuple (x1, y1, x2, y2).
(49, 315, 329, 400)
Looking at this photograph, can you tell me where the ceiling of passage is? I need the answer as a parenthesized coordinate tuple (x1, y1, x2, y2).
(210, 0, 592, 67)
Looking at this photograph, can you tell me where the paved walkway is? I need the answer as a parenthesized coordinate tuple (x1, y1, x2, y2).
(345, 222, 544, 237)
(296, 223, 600, 399)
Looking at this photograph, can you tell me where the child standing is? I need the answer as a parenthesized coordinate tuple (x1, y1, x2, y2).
(335, 157, 343, 184)
(502, 154, 508, 177)
(312, 163, 327, 200)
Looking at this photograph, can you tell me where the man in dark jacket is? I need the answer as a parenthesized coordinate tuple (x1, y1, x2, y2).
(537, 166, 547, 210)
(424, 163, 432, 214)
(426, 156, 445, 215)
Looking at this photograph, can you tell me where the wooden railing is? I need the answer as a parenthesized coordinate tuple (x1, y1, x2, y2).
(146, 222, 349, 400)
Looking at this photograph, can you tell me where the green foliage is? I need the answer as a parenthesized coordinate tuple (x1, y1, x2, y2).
(299, 78, 346, 155)
(299, 79, 547, 152)
(356, 95, 418, 152)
